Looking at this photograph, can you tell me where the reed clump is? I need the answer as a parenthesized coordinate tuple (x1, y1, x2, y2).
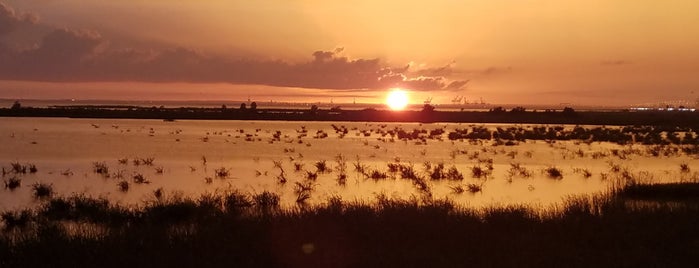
(31, 183, 54, 199)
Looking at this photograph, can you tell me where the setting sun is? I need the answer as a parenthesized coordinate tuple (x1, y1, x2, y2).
(386, 89, 409, 110)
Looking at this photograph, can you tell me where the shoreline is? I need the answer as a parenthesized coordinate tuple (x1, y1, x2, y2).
(2, 106, 698, 127)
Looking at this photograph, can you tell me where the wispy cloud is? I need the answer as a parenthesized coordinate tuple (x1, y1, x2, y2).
(601, 60, 632, 66)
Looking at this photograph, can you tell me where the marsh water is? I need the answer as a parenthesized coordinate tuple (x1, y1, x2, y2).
(1, 117, 696, 211)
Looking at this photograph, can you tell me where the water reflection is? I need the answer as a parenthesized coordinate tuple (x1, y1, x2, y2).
(1, 117, 696, 210)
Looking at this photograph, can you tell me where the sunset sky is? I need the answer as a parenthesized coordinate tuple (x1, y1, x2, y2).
(1, 0, 698, 106)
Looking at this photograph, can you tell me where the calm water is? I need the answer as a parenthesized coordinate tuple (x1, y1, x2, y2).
(1, 117, 696, 211)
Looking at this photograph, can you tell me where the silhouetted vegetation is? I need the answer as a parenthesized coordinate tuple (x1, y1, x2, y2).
(3, 105, 699, 129)
(545, 166, 564, 179)
(116, 181, 129, 192)
(615, 182, 699, 201)
(31, 183, 54, 199)
(92, 162, 109, 177)
(3, 177, 21, 191)
(1, 182, 698, 267)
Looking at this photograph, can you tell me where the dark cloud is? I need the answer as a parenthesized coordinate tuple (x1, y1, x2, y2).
(0, 2, 37, 35)
(1, 28, 102, 80)
(0, 2, 471, 92)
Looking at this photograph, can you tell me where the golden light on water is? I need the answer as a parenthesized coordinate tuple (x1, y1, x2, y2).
(386, 89, 409, 110)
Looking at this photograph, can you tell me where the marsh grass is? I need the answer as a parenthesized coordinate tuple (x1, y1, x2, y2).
(132, 173, 150, 184)
(398, 164, 420, 181)
(1, 210, 32, 231)
(449, 185, 465, 194)
(272, 173, 285, 185)
(3, 124, 699, 266)
(466, 183, 483, 193)
(446, 166, 464, 181)
(336, 173, 347, 186)
(92, 162, 109, 177)
(545, 166, 563, 179)
(272, 160, 283, 170)
(141, 157, 155, 166)
(295, 191, 311, 204)
(470, 165, 489, 179)
(10, 162, 26, 174)
(353, 158, 368, 175)
(117, 180, 129, 192)
(680, 163, 690, 173)
(4, 177, 21, 190)
(109, 169, 126, 180)
(153, 188, 164, 200)
(293, 162, 304, 172)
(214, 167, 230, 179)
(314, 160, 329, 173)
(368, 170, 388, 180)
(615, 182, 699, 201)
(28, 164, 37, 174)
(2, 184, 699, 267)
(608, 161, 622, 173)
(507, 163, 531, 180)
(428, 162, 445, 180)
(294, 181, 315, 194)
(31, 183, 54, 199)
(252, 191, 280, 211)
(294, 181, 314, 204)
(304, 171, 318, 181)
(573, 168, 593, 178)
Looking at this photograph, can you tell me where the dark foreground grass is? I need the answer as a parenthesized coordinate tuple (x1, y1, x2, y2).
(616, 182, 699, 201)
(1, 188, 699, 268)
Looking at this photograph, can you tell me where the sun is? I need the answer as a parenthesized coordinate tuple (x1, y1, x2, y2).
(386, 89, 409, 110)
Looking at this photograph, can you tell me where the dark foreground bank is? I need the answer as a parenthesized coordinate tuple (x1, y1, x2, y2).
(2, 105, 699, 127)
(2, 183, 699, 268)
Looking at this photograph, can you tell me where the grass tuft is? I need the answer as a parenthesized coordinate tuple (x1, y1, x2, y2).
(31, 183, 54, 199)
(4, 177, 21, 190)
(214, 167, 230, 179)
(252, 191, 280, 210)
(545, 166, 563, 179)
(117, 180, 129, 192)
(92, 162, 110, 177)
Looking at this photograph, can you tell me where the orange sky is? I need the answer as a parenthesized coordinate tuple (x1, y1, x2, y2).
(1, 0, 699, 106)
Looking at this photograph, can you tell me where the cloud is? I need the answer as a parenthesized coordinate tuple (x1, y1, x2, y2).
(2, 28, 102, 80)
(412, 62, 455, 77)
(471, 66, 513, 76)
(0, 2, 471, 92)
(445, 80, 470, 90)
(601, 60, 632, 66)
(0, 2, 37, 36)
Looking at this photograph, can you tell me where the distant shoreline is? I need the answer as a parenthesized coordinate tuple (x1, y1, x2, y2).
(1, 106, 698, 127)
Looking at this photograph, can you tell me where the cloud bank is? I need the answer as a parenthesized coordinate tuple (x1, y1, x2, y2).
(0, 2, 468, 92)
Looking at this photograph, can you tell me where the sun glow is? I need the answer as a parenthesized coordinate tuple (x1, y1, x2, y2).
(386, 89, 409, 110)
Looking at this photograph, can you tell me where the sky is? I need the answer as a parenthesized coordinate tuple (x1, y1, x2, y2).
(1, 0, 698, 106)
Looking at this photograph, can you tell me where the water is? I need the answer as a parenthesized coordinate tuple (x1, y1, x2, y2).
(1, 117, 696, 211)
